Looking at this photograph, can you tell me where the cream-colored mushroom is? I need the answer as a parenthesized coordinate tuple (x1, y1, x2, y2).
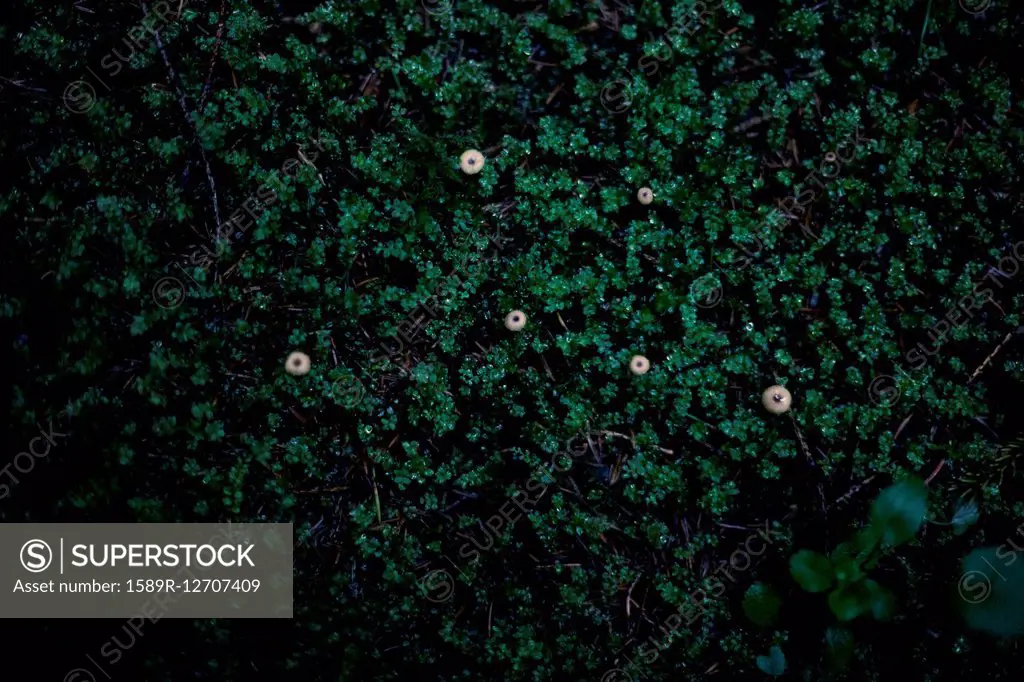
(505, 310, 527, 331)
(762, 385, 792, 414)
(285, 351, 312, 376)
(629, 355, 651, 375)
(460, 149, 485, 175)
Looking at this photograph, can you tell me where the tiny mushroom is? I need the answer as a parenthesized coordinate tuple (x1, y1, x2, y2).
(505, 310, 527, 331)
(629, 355, 651, 375)
(637, 187, 654, 205)
(285, 351, 312, 376)
(761, 385, 792, 415)
(460, 149, 485, 175)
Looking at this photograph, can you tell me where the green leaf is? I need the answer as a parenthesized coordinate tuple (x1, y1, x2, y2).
(850, 526, 882, 557)
(959, 546, 1024, 636)
(790, 549, 835, 592)
(864, 578, 896, 620)
(828, 582, 872, 621)
(824, 627, 854, 671)
(831, 553, 865, 586)
(742, 583, 782, 627)
(870, 478, 928, 547)
(837, 527, 884, 569)
(755, 645, 786, 676)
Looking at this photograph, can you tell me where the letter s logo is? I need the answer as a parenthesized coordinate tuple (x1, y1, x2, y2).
(20, 539, 53, 572)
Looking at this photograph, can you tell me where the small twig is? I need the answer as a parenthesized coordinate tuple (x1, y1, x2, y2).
(292, 486, 349, 494)
(219, 251, 248, 281)
(925, 459, 946, 486)
(626, 577, 640, 617)
(0, 77, 48, 92)
(372, 476, 382, 524)
(329, 336, 339, 367)
(141, 1, 222, 231)
(790, 414, 813, 462)
(714, 522, 748, 531)
(829, 475, 877, 509)
(596, 430, 674, 455)
(539, 353, 556, 382)
(893, 412, 914, 441)
(966, 330, 1014, 384)
(197, 0, 228, 113)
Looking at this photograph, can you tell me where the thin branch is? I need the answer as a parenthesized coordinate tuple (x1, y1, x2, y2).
(141, 0, 222, 232)
(198, 0, 228, 113)
(0, 77, 48, 93)
(829, 475, 876, 510)
(966, 330, 1014, 384)
(924, 459, 946, 486)
(596, 430, 673, 454)
(789, 414, 813, 462)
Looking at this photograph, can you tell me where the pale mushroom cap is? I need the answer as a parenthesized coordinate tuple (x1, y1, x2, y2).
(285, 351, 312, 376)
(505, 310, 527, 331)
(629, 355, 650, 375)
(761, 385, 792, 414)
(637, 187, 654, 205)
(460, 149, 485, 175)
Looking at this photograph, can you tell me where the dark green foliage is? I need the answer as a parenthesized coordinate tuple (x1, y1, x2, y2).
(743, 582, 782, 626)
(3, 0, 1024, 680)
(959, 546, 1024, 637)
(824, 627, 855, 672)
(786, 479, 923, 622)
(790, 550, 835, 593)
(870, 478, 929, 547)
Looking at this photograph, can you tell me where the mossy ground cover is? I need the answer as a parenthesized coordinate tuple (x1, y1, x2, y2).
(2, 0, 1024, 679)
